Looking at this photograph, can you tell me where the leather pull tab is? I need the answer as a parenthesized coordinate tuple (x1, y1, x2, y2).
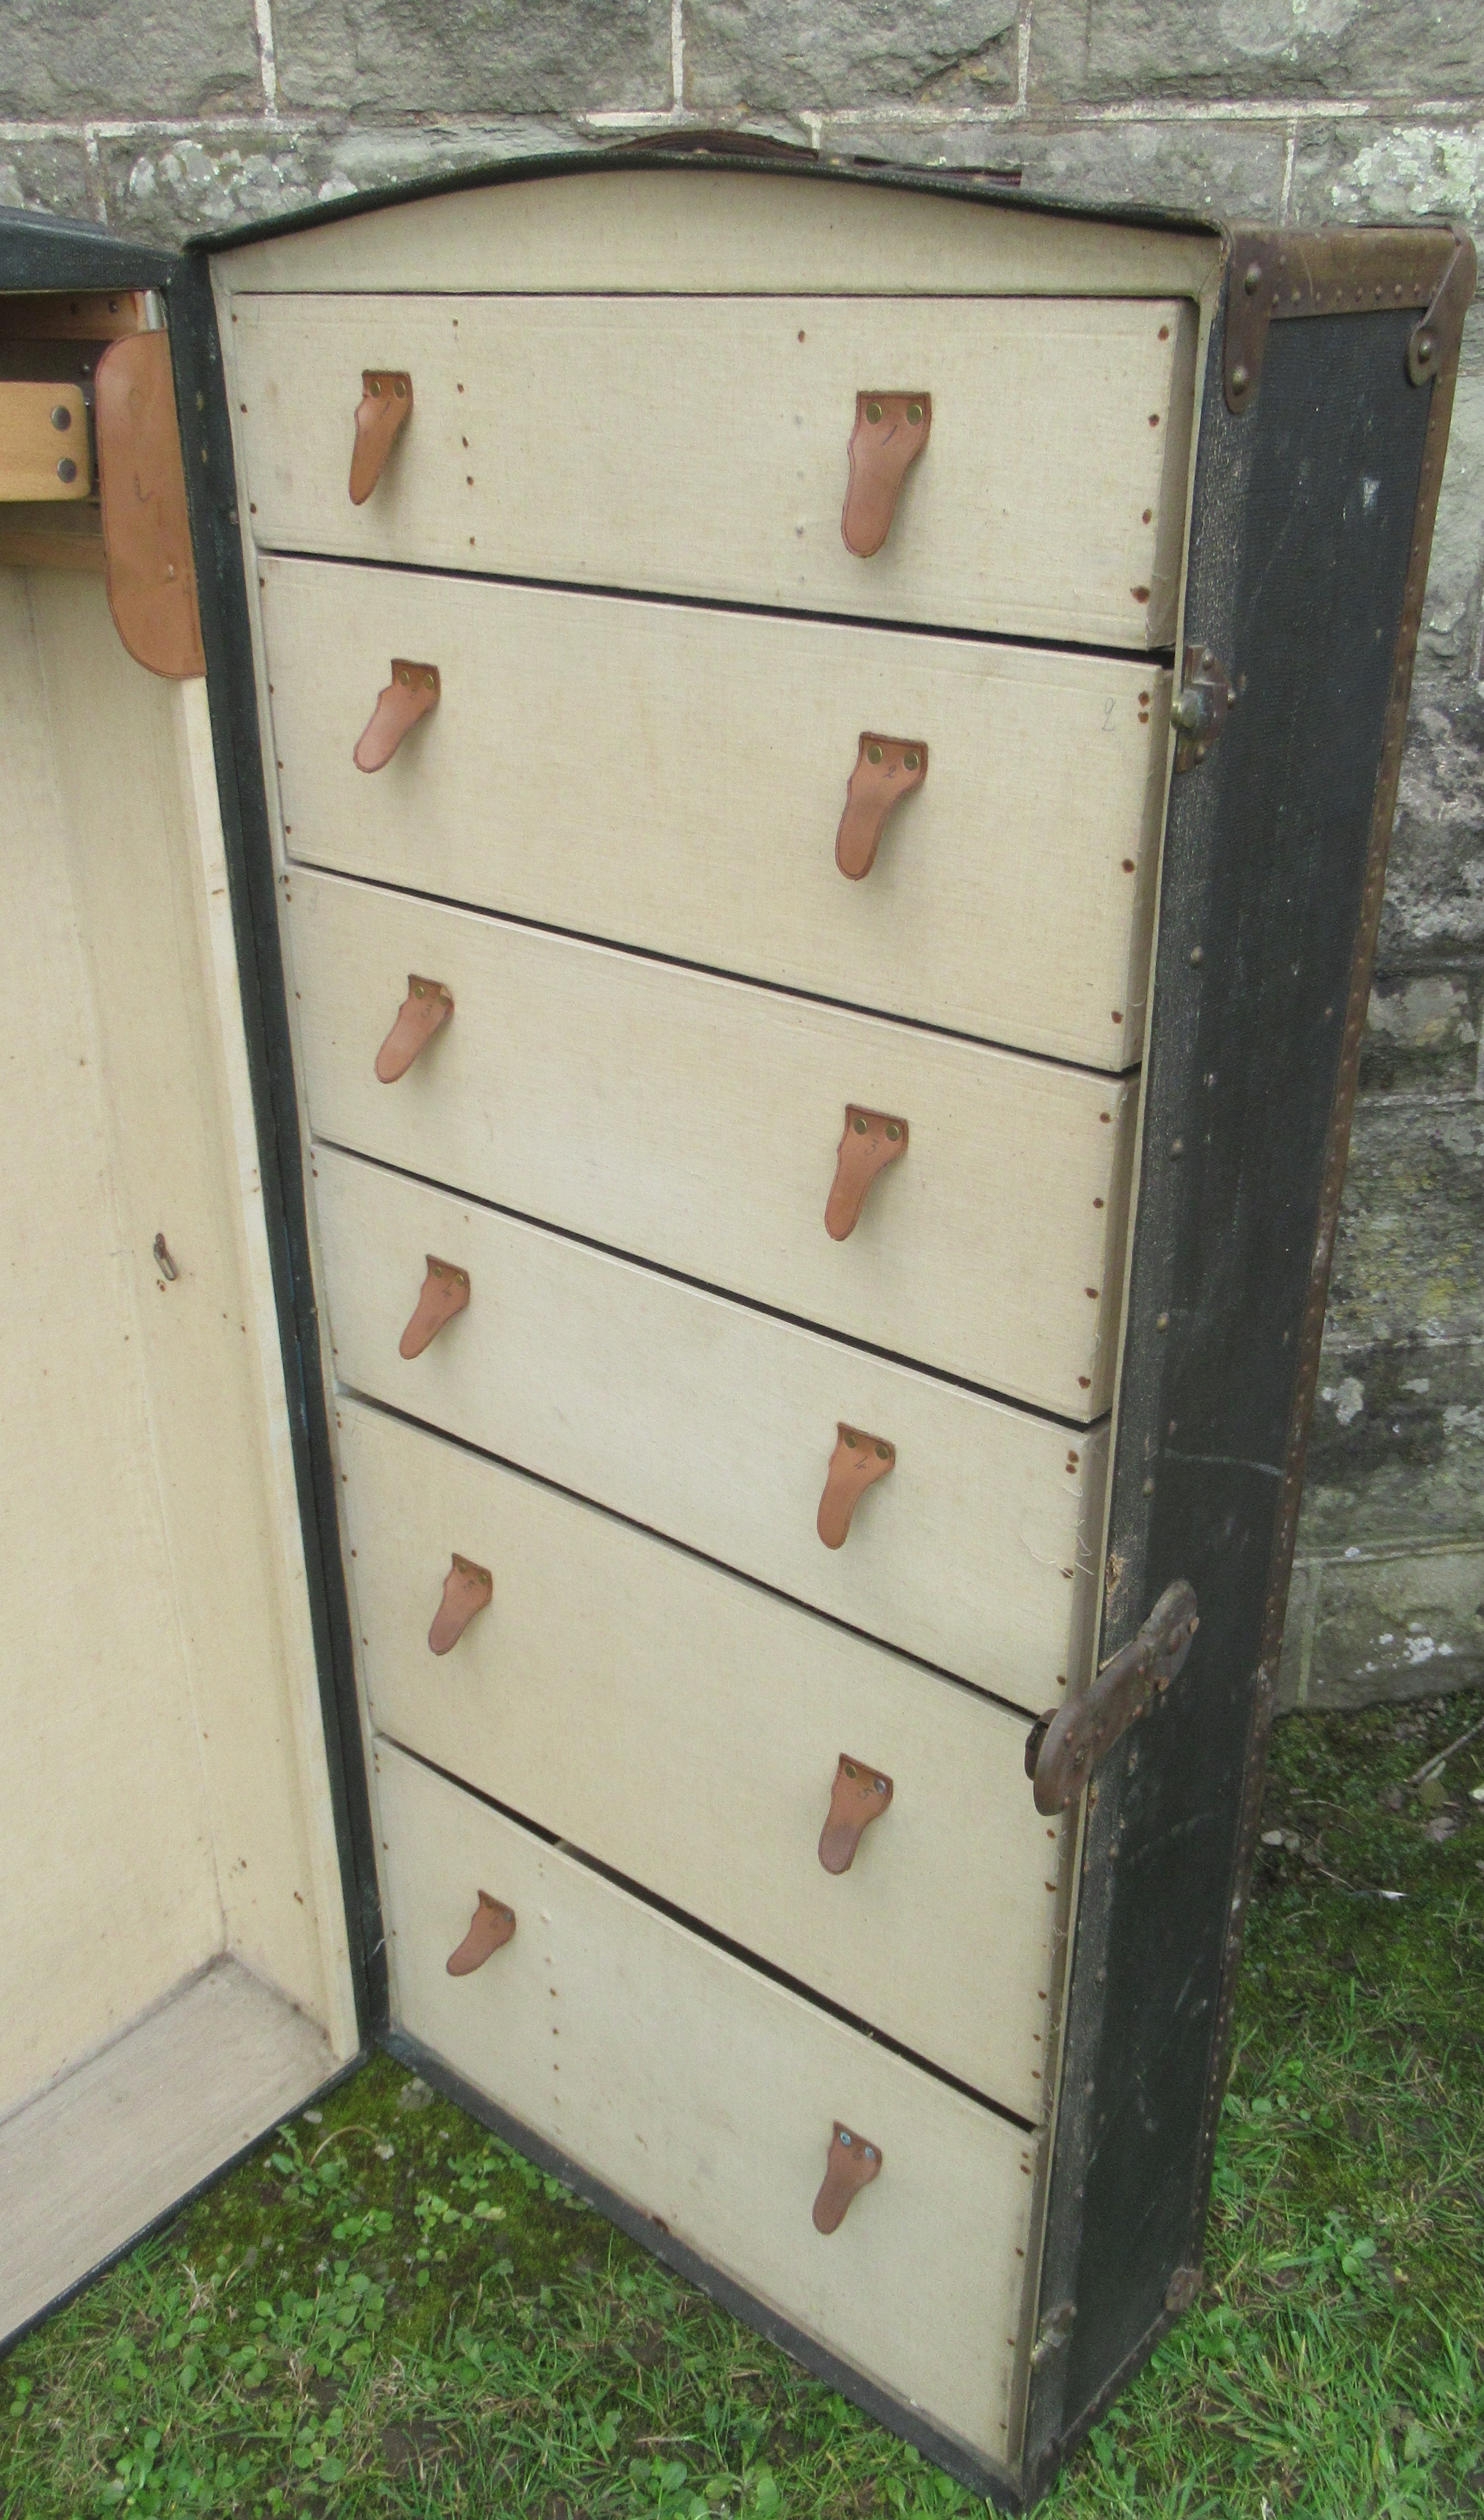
(399, 1255, 470, 1360)
(375, 975, 454, 1083)
(841, 393, 931, 559)
(825, 1107, 907, 1241)
(445, 1889, 516, 1976)
(818, 1756, 894, 1875)
(428, 1552, 493, 1655)
(835, 735, 928, 881)
(817, 1424, 895, 1550)
(354, 660, 440, 774)
(812, 2123, 883, 2234)
(349, 369, 412, 504)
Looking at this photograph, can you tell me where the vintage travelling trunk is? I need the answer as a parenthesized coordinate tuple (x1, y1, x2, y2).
(0, 145, 1471, 2503)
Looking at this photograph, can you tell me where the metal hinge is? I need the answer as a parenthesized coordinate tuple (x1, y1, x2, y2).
(1029, 2299, 1077, 2367)
(1406, 227, 1476, 387)
(1171, 644, 1236, 770)
(1025, 1579, 1200, 1816)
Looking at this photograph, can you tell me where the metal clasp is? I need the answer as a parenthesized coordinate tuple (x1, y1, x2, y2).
(1171, 645, 1236, 771)
(1025, 1578, 1200, 1816)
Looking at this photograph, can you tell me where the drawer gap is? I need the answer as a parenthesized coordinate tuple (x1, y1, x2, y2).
(339, 1382, 1100, 1724)
(258, 537, 1178, 668)
(378, 1732, 1040, 2138)
(313, 1134, 1117, 1429)
(286, 858, 1146, 1081)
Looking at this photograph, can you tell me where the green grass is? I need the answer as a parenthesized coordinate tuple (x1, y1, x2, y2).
(3, 1694, 1482, 2519)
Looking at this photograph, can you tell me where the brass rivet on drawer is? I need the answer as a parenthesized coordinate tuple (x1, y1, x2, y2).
(884, 1122, 901, 1142)
(398, 668, 411, 685)
(867, 742, 883, 764)
(843, 1759, 858, 1777)
(902, 750, 920, 771)
(852, 1115, 868, 1134)
(51, 404, 72, 431)
(394, 378, 407, 398)
(369, 378, 383, 395)
(906, 402, 923, 425)
(57, 458, 77, 482)
(875, 1442, 890, 1460)
(865, 400, 883, 424)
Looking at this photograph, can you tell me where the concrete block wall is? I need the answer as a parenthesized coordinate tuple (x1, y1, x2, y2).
(6, 1, 1481, 1710)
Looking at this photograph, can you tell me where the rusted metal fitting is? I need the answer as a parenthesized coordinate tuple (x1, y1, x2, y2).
(1026, 1578, 1200, 1816)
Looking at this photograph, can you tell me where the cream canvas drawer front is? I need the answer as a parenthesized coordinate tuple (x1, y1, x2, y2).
(376, 1740, 1037, 2470)
(262, 557, 1170, 1069)
(314, 1147, 1105, 1714)
(340, 1399, 1061, 2111)
(287, 872, 1136, 1416)
(231, 292, 1196, 649)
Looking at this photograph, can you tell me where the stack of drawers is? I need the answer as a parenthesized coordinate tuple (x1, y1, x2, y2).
(227, 221, 1197, 2469)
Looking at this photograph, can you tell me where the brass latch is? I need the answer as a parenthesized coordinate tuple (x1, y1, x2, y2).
(1025, 1578, 1199, 1816)
(1170, 645, 1236, 771)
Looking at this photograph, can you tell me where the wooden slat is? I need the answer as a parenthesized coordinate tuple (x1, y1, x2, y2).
(216, 166, 1219, 302)
(0, 501, 105, 572)
(0, 290, 148, 343)
(376, 1741, 1035, 2470)
(0, 382, 89, 501)
(263, 555, 1170, 1068)
(232, 292, 1197, 649)
(313, 1146, 1107, 1707)
(0, 1960, 336, 2349)
(288, 872, 1137, 1415)
(342, 1399, 1063, 2109)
